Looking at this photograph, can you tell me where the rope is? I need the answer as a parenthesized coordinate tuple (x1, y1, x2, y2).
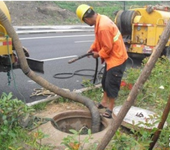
(5, 34, 26, 103)
(7, 71, 11, 86)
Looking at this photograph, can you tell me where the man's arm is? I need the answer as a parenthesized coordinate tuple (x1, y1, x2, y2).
(98, 30, 113, 59)
(87, 37, 98, 54)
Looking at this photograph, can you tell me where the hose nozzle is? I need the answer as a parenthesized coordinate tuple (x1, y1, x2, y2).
(68, 53, 93, 64)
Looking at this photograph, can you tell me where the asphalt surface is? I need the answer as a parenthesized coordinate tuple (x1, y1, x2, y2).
(1, 27, 144, 103)
(1, 31, 99, 103)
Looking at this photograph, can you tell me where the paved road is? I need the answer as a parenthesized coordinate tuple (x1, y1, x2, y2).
(1, 32, 143, 103)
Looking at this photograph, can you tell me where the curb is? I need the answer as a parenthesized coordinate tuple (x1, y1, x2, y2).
(14, 25, 94, 34)
(16, 29, 94, 35)
(27, 84, 101, 106)
(14, 25, 93, 30)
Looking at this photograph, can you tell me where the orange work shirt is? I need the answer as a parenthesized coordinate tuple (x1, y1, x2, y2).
(90, 14, 128, 71)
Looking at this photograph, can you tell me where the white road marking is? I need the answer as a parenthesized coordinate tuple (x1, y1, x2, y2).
(19, 34, 93, 62)
(20, 34, 94, 40)
(41, 55, 77, 62)
(27, 80, 36, 84)
(74, 40, 93, 43)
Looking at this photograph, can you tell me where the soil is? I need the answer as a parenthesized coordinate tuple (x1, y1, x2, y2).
(5, 1, 77, 26)
(35, 100, 89, 118)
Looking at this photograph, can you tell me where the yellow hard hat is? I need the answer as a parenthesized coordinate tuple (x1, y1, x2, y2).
(76, 4, 93, 22)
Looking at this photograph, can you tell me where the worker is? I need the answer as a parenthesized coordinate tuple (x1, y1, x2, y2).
(76, 4, 128, 118)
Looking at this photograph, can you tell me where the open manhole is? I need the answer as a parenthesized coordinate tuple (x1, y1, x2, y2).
(52, 110, 109, 134)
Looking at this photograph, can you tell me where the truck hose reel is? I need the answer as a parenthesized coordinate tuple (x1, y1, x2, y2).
(115, 10, 139, 35)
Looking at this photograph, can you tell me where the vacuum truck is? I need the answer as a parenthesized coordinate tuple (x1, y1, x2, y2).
(0, 1, 43, 73)
(114, 5, 170, 58)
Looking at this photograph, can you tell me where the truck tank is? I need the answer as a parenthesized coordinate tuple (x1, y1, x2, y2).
(115, 5, 170, 58)
(0, 1, 13, 72)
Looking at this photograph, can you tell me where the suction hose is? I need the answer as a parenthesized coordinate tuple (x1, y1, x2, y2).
(0, 8, 100, 133)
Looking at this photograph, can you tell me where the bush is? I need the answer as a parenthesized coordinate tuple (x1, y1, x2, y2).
(0, 92, 52, 150)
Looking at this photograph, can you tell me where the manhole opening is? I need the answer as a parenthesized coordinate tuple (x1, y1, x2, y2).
(51, 111, 108, 135)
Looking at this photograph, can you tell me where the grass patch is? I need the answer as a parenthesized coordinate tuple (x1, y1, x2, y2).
(54, 1, 161, 23)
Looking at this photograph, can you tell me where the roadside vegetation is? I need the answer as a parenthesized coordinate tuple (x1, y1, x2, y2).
(54, 1, 162, 24)
(0, 56, 169, 149)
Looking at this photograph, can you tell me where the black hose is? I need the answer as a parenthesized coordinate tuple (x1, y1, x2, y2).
(53, 53, 99, 84)
(128, 56, 134, 68)
(53, 53, 134, 86)
(93, 56, 98, 84)
(53, 69, 95, 79)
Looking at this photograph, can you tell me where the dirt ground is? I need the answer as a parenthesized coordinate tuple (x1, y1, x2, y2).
(35, 100, 89, 118)
(5, 1, 76, 26)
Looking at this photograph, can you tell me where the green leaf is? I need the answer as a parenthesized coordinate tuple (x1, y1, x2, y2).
(7, 93, 13, 100)
(88, 129, 91, 135)
(69, 129, 78, 135)
(3, 120, 8, 125)
(2, 115, 7, 120)
(83, 136, 89, 143)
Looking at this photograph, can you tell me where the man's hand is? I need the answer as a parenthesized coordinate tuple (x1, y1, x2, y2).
(86, 49, 99, 58)
(92, 51, 99, 58)
(87, 49, 93, 54)
(87, 49, 93, 58)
